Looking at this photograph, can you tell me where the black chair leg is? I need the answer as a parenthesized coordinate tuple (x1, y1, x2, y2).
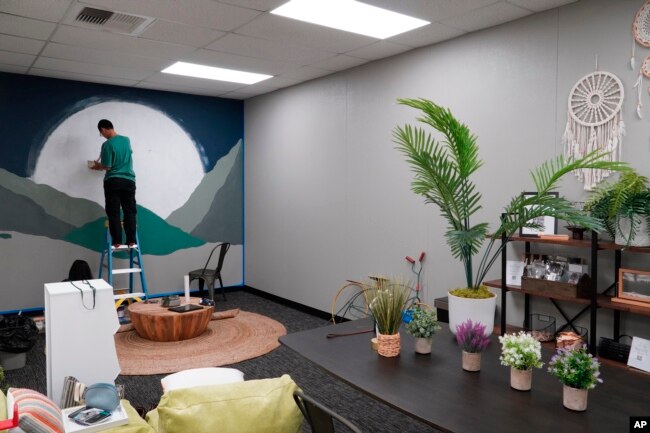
(218, 275, 226, 301)
(198, 278, 205, 297)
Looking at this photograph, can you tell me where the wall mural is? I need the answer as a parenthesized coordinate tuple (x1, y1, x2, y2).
(0, 72, 243, 311)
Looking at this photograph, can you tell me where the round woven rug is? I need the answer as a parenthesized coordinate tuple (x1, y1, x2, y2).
(114, 310, 286, 375)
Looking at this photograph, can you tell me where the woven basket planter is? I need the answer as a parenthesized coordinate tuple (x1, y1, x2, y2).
(377, 332, 401, 357)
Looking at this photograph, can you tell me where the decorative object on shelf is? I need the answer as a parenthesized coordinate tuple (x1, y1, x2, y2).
(556, 327, 588, 350)
(562, 70, 625, 190)
(548, 345, 602, 411)
(584, 170, 650, 247)
(612, 268, 650, 308)
(565, 225, 587, 240)
(526, 313, 556, 342)
(499, 331, 543, 391)
(394, 99, 626, 335)
(519, 191, 559, 236)
(455, 319, 490, 372)
(365, 277, 411, 357)
(628, 336, 650, 373)
(597, 334, 632, 363)
(405, 304, 440, 355)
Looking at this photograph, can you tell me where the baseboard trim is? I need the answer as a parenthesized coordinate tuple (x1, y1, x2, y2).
(243, 285, 334, 322)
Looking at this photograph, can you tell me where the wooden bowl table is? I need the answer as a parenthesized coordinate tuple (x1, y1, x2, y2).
(128, 298, 214, 342)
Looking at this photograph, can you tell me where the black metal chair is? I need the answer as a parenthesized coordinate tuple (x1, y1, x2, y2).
(294, 390, 362, 433)
(188, 242, 230, 301)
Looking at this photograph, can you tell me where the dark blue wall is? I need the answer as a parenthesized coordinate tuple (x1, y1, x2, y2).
(0, 72, 243, 177)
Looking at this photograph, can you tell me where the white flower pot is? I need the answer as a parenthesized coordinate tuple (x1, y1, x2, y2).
(510, 368, 532, 391)
(563, 385, 588, 411)
(414, 337, 432, 354)
(615, 216, 650, 247)
(448, 291, 496, 336)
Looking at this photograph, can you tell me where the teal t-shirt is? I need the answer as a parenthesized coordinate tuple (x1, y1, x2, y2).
(100, 135, 136, 181)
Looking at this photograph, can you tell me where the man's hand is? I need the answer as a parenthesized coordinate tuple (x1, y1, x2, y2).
(88, 160, 104, 170)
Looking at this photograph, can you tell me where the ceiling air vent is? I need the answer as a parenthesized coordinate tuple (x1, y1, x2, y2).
(70, 6, 154, 36)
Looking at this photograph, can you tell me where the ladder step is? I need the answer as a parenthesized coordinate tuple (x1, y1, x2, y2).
(114, 292, 146, 300)
(112, 268, 142, 275)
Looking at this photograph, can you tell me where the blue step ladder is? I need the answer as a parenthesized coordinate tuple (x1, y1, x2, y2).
(98, 221, 148, 308)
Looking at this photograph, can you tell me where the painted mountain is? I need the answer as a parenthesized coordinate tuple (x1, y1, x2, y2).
(166, 140, 243, 244)
(0, 141, 242, 254)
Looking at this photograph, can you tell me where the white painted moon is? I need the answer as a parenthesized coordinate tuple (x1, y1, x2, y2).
(32, 101, 204, 218)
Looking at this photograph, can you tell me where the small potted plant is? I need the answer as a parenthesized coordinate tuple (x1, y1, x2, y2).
(455, 319, 490, 372)
(548, 345, 602, 411)
(405, 306, 440, 354)
(499, 331, 543, 391)
(366, 277, 411, 358)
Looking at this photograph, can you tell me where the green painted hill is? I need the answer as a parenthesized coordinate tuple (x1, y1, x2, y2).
(64, 205, 205, 255)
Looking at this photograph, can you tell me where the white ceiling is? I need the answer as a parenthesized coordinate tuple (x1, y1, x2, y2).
(0, 0, 578, 100)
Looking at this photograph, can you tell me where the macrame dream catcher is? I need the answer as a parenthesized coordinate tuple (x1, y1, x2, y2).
(562, 71, 625, 190)
(631, 1, 650, 118)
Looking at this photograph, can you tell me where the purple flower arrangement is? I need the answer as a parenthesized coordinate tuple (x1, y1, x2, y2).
(455, 319, 491, 353)
(548, 345, 603, 390)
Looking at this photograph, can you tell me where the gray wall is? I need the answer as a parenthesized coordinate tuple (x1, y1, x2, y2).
(244, 0, 650, 337)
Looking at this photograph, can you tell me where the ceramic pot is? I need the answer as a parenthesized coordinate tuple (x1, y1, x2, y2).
(377, 332, 401, 357)
(510, 368, 532, 391)
(448, 290, 496, 336)
(563, 385, 588, 411)
(462, 351, 481, 372)
(414, 337, 432, 354)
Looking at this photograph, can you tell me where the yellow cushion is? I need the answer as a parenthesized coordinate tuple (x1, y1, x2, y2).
(0, 389, 7, 433)
(146, 375, 302, 433)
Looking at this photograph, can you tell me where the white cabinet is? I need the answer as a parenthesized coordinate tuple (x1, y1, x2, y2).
(45, 279, 120, 405)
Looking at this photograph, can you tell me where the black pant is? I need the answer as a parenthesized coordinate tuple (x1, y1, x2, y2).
(104, 178, 137, 245)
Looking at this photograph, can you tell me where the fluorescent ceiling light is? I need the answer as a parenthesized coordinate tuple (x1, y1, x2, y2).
(161, 62, 272, 85)
(271, 0, 429, 39)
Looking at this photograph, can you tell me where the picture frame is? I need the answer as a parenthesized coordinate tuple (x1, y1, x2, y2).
(519, 191, 559, 237)
(613, 268, 650, 308)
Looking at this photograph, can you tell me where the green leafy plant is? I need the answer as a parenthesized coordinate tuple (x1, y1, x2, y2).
(548, 345, 602, 389)
(405, 307, 440, 338)
(393, 98, 628, 294)
(365, 277, 411, 335)
(499, 331, 543, 371)
(584, 170, 650, 245)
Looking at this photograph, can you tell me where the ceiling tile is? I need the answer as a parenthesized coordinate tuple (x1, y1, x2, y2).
(345, 41, 412, 61)
(29, 68, 138, 86)
(0, 13, 57, 40)
(440, 2, 531, 32)
(389, 22, 466, 48)
(0, 50, 35, 67)
(135, 81, 232, 98)
(186, 48, 295, 75)
(80, 0, 261, 31)
(0, 0, 72, 22)
(33, 56, 153, 80)
(51, 25, 195, 59)
(276, 65, 332, 81)
(310, 55, 369, 72)
(143, 71, 244, 92)
(0, 34, 45, 55)
(0, 64, 28, 74)
(506, 0, 578, 13)
(139, 20, 225, 47)
(41, 42, 172, 71)
(205, 33, 335, 65)
(236, 14, 377, 53)
(216, 0, 287, 12)
(362, 0, 501, 22)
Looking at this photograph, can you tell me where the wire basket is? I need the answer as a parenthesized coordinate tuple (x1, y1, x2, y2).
(598, 335, 632, 362)
(526, 314, 556, 342)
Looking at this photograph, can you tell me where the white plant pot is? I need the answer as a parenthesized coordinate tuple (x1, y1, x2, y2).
(414, 337, 432, 354)
(448, 291, 496, 336)
(615, 216, 650, 247)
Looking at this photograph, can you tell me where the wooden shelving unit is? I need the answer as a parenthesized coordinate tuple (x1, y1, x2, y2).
(495, 233, 650, 355)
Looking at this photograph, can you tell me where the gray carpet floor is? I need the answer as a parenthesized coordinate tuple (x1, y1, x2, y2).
(4, 290, 441, 432)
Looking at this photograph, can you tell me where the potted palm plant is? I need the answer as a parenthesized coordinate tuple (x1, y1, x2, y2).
(584, 170, 650, 247)
(394, 98, 628, 335)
